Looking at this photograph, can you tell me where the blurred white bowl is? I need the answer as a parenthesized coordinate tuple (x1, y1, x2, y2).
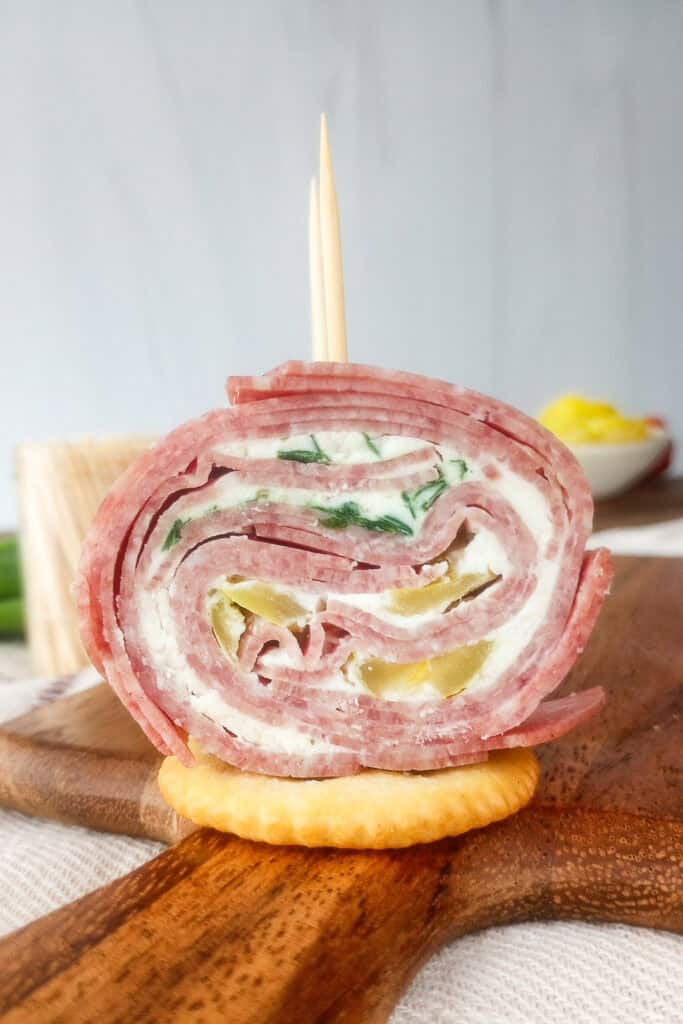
(570, 429, 670, 500)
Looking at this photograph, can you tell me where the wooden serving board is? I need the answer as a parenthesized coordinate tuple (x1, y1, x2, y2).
(0, 555, 681, 1023)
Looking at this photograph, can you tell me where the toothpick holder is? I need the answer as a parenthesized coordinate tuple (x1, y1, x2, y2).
(15, 437, 153, 677)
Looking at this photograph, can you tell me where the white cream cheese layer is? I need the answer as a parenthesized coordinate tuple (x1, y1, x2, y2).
(217, 431, 428, 464)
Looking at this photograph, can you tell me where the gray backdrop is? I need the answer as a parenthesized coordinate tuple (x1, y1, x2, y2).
(2, 0, 682, 526)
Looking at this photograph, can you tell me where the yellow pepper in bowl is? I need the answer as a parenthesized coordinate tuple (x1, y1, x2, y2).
(539, 395, 653, 445)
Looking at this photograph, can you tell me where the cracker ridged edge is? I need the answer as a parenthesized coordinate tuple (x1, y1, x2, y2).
(158, 746, 539, 849)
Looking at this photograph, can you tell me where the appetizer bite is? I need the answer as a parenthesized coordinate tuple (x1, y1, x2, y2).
(77, 362, 612, 847)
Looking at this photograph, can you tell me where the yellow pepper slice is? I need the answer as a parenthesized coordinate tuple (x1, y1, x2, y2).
(387, 571, 496, 617)
(358, 640, 493, 699)
(219, 581, 309, 627)
(211, 595, 245, 656)
(539, 394, 652, 444)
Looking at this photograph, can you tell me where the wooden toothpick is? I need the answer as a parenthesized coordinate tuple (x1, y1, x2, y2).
(318, 113, 348, 363)
(309, 177, 328, 361)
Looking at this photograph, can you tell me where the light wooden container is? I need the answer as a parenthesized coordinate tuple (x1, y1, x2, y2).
(16, 437, 154, 677)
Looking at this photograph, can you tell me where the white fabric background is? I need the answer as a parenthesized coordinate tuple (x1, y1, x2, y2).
(1, 519, 681, 1020)
(0, 659, 164, 937)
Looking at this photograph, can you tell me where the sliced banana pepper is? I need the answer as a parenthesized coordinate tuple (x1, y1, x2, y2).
(358, 640, 494, 699)
(387, 569, 497, 616)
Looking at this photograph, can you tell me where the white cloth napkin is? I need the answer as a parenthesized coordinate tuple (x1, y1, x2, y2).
(0, 660, 165, 935)
(1, 518, 682, 1021)
(588, 516, 683, 557)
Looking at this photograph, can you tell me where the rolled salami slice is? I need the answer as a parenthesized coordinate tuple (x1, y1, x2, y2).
(77, 362, 613, 777)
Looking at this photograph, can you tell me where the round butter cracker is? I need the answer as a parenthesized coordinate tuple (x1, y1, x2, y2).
(158, 743, 539, 849)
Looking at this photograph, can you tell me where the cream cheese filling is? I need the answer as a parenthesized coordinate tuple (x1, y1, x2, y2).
(216, 431, 429, 464)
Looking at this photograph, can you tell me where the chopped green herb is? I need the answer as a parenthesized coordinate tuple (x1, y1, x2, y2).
(312, 501, 413, 537)
(450, 458, 468, 480)
(401, 491, 416, 519)
(162, 516, 191, 551)
(277, 449, 328, 464)
(277, 434, 331, 465)
(312, 501, 362, 529)
(362, 432, 381, 458)
(164, 504, 222, 550)
(310, 434, 328, 458)
(369, 515, 414, 536)
(417, 479, 448, 512)
(402, 466, 449, 518)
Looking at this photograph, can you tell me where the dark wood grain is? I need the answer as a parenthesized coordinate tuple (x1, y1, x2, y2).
(0, 685, 194, 844)
(4, 683, 155, 757)
(0, 732, 194, 844)
(536, 556, 683, 817)
(593, 475, 683, 530)
(0, 555, 680, 1023)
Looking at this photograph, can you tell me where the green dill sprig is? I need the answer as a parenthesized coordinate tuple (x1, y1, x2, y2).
(401, 466, 449, 520)
(401, 491, 416, 519)
(162, 504, 222, 551)
(362, 432, 381, 457)
(312, 501, 413, 537)
(162, 516, 191, 551)
(277, 434, 331, 465)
